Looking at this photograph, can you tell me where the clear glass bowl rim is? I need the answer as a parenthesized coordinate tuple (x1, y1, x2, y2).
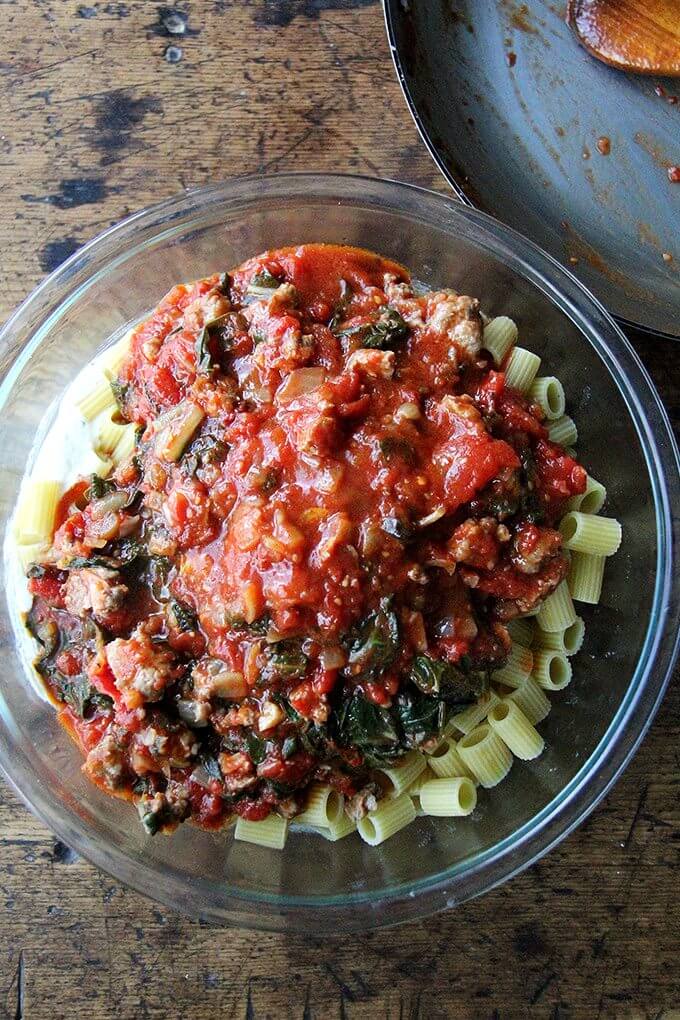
(0, 172, 678, 932)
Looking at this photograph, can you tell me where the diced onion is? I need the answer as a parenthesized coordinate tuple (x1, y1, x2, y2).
(275, 367, 325, 404)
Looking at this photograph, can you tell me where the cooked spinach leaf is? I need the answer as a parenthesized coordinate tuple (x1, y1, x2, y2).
(244, 731, 268, 765)
(346, 597, 400, 683)
(60, 676, 113, 719)
(246, 270, 281, 298)
(329, 278, 352, 332)
(334, 691, 401, 765)
(168, 598, 198, 633)
(110, 380, 129, 414)
(260, 639, 308, 683)
(393, 689, 448, 747)
(409, 655, 487, 706)
(337, 306, 409, 349)
(85, 474, 116, 501)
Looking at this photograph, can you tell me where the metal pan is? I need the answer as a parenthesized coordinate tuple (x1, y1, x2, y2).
(384, 0, 680, 337)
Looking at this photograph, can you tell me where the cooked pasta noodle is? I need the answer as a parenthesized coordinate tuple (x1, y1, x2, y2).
(458, 724, 513, 788)
(95, 420, 128, 456)
(111, 424, 138, 465)
(492, 642, 533, 688)
(532, 649, 572, 691)
(506, 617, 534, 647)
(559, 511, 622, 557)
(234, 814, 288, 850)
(488, 701, 544, 760)
(503, 346, 541, 393)
(566, 474, 606, 514)
(379, 751, 427, 798)
(568, 551, 606, 604)
(535, 617, 585, 655)
(357, 793, 416, 846)
(420, 777, 477, 817)
(450, 689, 501, 735)
(76, 376, 118, 421)
(528, 376, 565, 419)
(426, 739, 476, 780)
(17, 542, 49, 572)
(536, 580, 577, 632)
(16, 480, 61, 545)
(503, 676, 551, 725)
(548, 414, 578, 447)
(295, 783, 344, 827)
(319, 815, 357, 842)
(482, 315, 517, 365)
(101, 333, 132, 379)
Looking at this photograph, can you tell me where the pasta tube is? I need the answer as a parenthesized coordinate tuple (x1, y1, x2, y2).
(534, 617, 585, 656)
(380, 751, 427, 798)
(528, 376, 565, 420)
(568, 552, 606, 604)
(536, 580, 577, 632)
(100, 333, 132, 379)
(488, 701, 544, 760)
(457, 724, 513, 788)
(506, 617, 534, 647)
(357, 793, 416, 846)
(492, 642, 533, 688)
(295, 783, 344, 827)
(420, 777, 477, 817)
(532, 649, 572, 691)
(450, 689, 501, 735)
(76, 375, 118, 421)
(482, 315, 517, 365)
(503, 346, 541, 393)
(426, 739, 476, 780)
(566, 474, 606, 515)
(319, 815, 357, 842)
(234, 814, 288, 850)
(548, 414, 578, 447)
(15, 480, 61, 544)
(503, 676, 551, 725)
(559, 511, 622, 557)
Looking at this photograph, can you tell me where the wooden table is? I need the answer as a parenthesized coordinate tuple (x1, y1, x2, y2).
(1, 3, 678, 1017)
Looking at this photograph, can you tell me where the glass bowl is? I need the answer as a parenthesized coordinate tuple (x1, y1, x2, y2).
(0, 174, 678, 933)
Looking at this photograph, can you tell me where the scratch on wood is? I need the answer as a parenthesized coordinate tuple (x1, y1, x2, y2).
(14, 949, 25, 1020)
(530, 971, 556, 1005)
(323, 962, 356, 1002)
(623, 783, 649, 848)
(302, 984, 313, 1020)
(245, 981, 255, 1020)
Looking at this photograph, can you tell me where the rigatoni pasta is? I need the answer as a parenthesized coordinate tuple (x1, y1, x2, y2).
(419, 777, 477, 817)
(234, 815, 288, 850)
(357, 794, 416, 846)
(458, 724, 514, 789)
(503, 676, 552, 726)
(13, 253, 622, 851)
(528, 376, 565, 419)
(568, 552, 606, 604)
(559, 511, 622, 557)
(488, 701, 544, 760)
(503, 346, 541, 393)
(482, 315, 517, 365)
(15, 480, 61, 545)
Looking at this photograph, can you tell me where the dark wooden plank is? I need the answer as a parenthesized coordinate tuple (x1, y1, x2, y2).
(1, 3, 678, 1019)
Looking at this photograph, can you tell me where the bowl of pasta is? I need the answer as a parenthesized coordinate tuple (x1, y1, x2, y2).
(0, 174, 678, 932)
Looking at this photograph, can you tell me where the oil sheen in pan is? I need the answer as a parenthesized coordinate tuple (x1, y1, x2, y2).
(383, 0, 680, 338)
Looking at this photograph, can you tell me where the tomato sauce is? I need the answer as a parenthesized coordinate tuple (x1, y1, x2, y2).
(25, 244, 586, 834)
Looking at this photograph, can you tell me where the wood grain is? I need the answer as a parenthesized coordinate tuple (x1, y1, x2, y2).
(1, 3, 679, 1019)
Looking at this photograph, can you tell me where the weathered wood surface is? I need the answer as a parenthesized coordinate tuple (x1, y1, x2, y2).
(1, 3, 679, 1018)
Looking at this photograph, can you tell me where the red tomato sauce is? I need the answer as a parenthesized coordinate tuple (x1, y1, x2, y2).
(25, 244, 586, 834)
